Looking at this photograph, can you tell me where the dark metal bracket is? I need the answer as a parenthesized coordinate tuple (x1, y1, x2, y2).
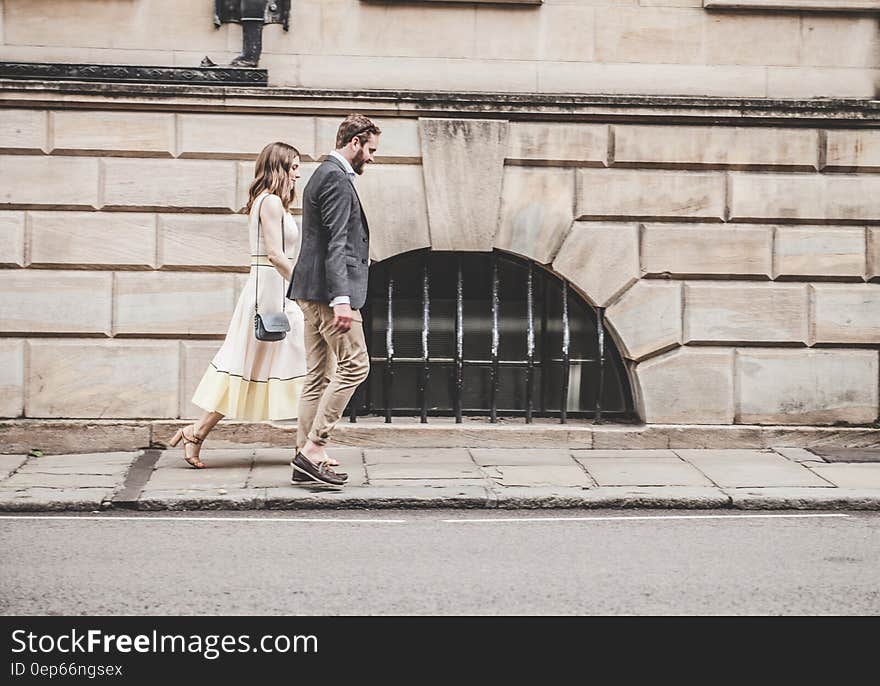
(205, 1, 291, 69)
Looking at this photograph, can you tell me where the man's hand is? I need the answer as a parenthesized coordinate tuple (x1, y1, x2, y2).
(333, 303, 354, 334)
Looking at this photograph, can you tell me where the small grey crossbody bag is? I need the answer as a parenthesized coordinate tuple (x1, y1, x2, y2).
(253, 195, 291, 342)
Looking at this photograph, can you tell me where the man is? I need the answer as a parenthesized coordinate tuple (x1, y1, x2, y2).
(288, 113, 381, 486)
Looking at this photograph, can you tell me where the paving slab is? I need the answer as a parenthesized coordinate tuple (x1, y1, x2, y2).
(811, 449, 880, 463)
(0, 455, 27, 481)
(363, 448, 473, 465)
(483, 465, 592, 488)
(491, 486, 595, 509)
(805, 464, 880, 489)
(469, 449, 575, 466)
(726, 487, 880, 510)
(674, 449, 832, 488)
(366, 462, 482, 480)
(573, 450, 679, 459)
(1, 473, 123, 489)
(574, 456, 715, 487)
(22, 452, 138, 468)
(144, 449, 253, 490)
(773, 447, 824, 463)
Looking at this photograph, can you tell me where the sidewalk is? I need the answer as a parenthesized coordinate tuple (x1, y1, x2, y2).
(2, 446, 880, 512)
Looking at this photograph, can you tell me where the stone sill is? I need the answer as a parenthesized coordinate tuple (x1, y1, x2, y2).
(705, 0, 880, 11)
(1, 418, 877, 455)
(0, 79, 877, 125)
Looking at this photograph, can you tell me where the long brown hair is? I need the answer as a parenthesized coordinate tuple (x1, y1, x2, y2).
(244, 141, 301, 214)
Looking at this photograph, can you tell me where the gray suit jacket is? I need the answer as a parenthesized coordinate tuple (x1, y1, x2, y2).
(288, 155, 370, 310)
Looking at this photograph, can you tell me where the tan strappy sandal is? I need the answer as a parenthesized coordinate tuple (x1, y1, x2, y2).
(168, 424, 206, 469)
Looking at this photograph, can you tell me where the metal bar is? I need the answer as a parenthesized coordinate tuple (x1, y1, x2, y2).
(454, 254, 464, 424)
(596, 306, 606, 424)
(560, 283, 570, 425)
(525, 261, 535, 423)
(489, 252, 500, 423)
(419, 258, 430, 424)
(384, 267, 394, 424)
(539, 274, 549, 414)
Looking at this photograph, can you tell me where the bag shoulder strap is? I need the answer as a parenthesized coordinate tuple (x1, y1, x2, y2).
(254, 193, 286, 315)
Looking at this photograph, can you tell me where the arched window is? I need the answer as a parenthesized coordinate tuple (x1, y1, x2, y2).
(346, 250, 634, 423)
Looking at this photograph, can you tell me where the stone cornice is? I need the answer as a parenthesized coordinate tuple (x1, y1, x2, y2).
(704, 0, 880, 11)
(0, 79, 877, 125)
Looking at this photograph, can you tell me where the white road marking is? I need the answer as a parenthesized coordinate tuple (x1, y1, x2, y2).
(442, 513, 851, 523)
(0, 515, 406, 523)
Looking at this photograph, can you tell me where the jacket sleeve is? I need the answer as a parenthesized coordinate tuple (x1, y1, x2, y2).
(318, 172, 355, 303)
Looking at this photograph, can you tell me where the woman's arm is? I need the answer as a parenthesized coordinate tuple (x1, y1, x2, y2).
(259, 194, 293, 282)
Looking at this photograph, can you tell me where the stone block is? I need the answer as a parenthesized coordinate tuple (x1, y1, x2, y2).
(178, 114, 317, 161)
(298, 55, 538, 93)
(4, 0, 230, 52)
(735, 349, 879, 425)
(576, 169, 725, 220)
(28, 211, 156, 268)
(158, 214, 249, 270)
(0, 109, 47, 153)
(113, 272, 236, 336)
(0, 156, 99, 209)
(801, 15, 880, 69)
(51, 111, 174, 157)
(635, 348, 735, 424)
(0, 211, 25, 266)
(102, 159, 237, 211)
(316, 117, 420, 163)
(507, 123, 608, 166)
(538, 62, 766, 97)
(684, 283, 808, 344)
(773, 226, 866, 279)
(613, 125, 818, 170)
(0, 271, 112, 335)
(766, 67, 879, 99)
(824, 130, 880, 172)
(26, 340, 179, 418)
(551, 222, 639, 307)
(538, 4, 596, 62)
(641, 224, 772, 278)
(235, 161, 317, 213)
(0, 340, 24, 418)
(420, 119, 508, 252)
(181, 341, 222, 420)
(606, 281, 682, 361)
(810, 284, 880, 344)
(730, 173, 880, 223)
(496, 166, 575, 264)
(356, 164, 431, 262)
(704, 12, 801, 67)
(869, 228, 880, 282)
(484, 464, 591, 487)
(474, 4, 541, 61)
(594, 7, 705, 64)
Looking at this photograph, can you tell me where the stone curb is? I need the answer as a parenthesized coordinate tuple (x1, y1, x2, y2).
(3, 490, 880, 512)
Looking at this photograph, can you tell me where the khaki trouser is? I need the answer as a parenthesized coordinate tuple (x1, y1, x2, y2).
(295, 300, 370, 449)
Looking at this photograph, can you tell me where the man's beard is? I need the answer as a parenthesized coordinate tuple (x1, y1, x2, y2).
(352, 150, 367, 175)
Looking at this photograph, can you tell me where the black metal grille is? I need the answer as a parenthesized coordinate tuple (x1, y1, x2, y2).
(346, 250, 634, 423)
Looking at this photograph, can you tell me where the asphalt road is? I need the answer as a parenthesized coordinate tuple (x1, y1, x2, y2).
(1, 510, 878, 615)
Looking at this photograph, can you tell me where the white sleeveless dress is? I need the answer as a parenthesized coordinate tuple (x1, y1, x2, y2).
(191, 192, 307, 420)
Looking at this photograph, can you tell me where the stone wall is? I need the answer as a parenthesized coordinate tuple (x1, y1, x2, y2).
(0, 0, 878, 98)
(0, 87, 878, 427)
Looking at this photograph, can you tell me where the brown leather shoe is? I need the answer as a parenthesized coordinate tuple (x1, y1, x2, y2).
(291, 452, 347, 486)
(292, 466, 348, 482)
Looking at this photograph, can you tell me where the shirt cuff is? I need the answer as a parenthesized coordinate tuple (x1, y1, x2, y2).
(329, 296, 351, 308)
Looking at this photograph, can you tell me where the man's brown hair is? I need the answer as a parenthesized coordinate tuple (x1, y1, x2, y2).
(335, 113, 381, 149)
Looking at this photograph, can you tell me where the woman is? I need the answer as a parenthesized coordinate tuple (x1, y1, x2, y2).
(169, 141, 307, 468)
